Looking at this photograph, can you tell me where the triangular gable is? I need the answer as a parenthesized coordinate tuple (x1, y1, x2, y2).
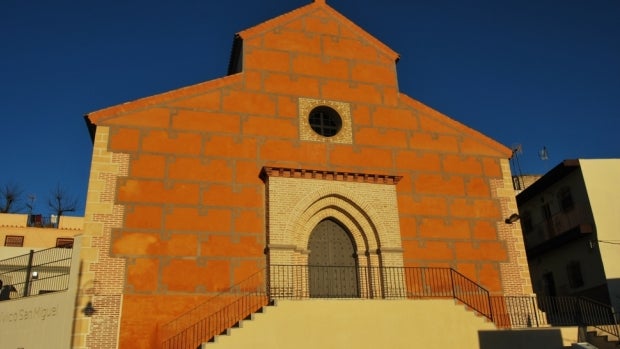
(237, 0, 399, 63)
(87, 1, 401, 127)
(400, 94, 512, 158)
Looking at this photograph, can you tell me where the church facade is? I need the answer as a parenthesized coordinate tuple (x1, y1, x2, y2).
(75, 1, 531, 348)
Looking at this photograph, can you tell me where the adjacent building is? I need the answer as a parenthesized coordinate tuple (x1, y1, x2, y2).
(0, 213, 82, 256)
(516, 159, 620, 312)
(0, 214, 83, 348)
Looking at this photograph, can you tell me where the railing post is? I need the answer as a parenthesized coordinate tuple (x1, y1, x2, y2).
(266, 264, 271, 300)
(532, 295, 539, 327)
(576, 297, 584, 326)
(487, 292, 493, 322)
(22, 249, 34, 297)
(611, 307, 620, 338)
(449, 269, 456, 299)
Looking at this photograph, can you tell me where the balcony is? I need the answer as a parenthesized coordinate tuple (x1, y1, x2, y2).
(27, 214, 58, 228)
(523, 205, 593, 250)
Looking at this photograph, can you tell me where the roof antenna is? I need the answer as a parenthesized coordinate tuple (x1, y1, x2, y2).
(510, 144, 525, 191)
(538, 146, 549, 161)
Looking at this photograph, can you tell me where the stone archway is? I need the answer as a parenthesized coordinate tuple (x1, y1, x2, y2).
(261, 167, 405, 298)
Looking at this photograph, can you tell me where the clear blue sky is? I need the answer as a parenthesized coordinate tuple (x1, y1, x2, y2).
(1, 0, 619, 216)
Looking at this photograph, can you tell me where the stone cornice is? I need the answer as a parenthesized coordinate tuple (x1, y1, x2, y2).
(260, 166, 402, 185)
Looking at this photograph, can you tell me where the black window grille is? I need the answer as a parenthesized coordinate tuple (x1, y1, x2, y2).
(309, 106, 342, 137)
(4, 235, 24, 247)
(558, 187, 575, 212)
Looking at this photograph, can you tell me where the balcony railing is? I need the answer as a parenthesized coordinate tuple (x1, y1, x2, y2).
(0, 247, 73, 299)
(525, 206, 592, 248)
(26, 214, 59, 228)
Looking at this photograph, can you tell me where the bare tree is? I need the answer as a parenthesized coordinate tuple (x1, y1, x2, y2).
(26, 194, 36, 214)
(48, 184, 79, 217)
(0, 182, 23, 213)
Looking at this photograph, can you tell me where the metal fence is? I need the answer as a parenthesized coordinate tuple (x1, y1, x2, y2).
(0, 246, 73, 300)
(269, 265, 492, 319)
(491, 295, 619, 338)
(159, 265, 493, 349)
(158, 265, 620, 349)
(159, 269, 268, 349)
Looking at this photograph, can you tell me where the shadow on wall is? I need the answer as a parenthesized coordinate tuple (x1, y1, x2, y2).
(478, 329, 567, 349)
(606, 278, 620, 313)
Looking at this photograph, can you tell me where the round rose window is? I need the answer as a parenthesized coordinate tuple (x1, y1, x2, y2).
(308, 106, 342, 137)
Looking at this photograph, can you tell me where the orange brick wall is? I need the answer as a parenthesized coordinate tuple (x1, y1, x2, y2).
(85, 2, 529, 348)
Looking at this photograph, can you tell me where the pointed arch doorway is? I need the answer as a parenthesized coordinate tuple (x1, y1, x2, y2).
(308, 219, 359, 298)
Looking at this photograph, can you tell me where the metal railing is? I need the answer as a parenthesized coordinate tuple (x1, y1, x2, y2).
(160, 265, 492, 349)
(158, 265, 619, 349)
(0, 246, 73, 300)
(159, 269, 269, 349)
(491, 295, 619, 338)
(26, 214, 59, 228)
(524, 206, 591, 248)
(269, 265, 492, 319)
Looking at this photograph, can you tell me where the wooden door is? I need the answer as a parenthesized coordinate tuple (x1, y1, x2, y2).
(308, 219, 359, 298)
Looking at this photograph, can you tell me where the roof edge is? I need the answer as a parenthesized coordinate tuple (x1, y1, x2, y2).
(237, 1, 399, 62)
(400, 94, 512, 158)
(86, 74, 242, 124)
(516, 159, 581, 204)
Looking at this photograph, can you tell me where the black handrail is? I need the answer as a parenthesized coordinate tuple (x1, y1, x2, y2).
(159, 265, 619, 349)
(490, 295, 619, 338)
(160, 265, 494, 348)
(450, 268, 492, 320)
(159, 269, 269, 349)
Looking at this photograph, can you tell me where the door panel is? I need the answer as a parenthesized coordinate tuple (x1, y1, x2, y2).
(308, 219, 359, 298)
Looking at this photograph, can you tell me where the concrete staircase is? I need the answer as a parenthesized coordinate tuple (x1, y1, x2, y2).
(585, 328, 620, 349)
(202, 299, 496, 349)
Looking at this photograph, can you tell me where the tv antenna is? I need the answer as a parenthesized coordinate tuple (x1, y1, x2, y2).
(538, 146, 549, 161)
(27, 194, 36, 214)
(510, 143, 525, 190)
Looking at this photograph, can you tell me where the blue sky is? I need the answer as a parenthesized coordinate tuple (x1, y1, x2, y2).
(1, 0, 619, 216)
